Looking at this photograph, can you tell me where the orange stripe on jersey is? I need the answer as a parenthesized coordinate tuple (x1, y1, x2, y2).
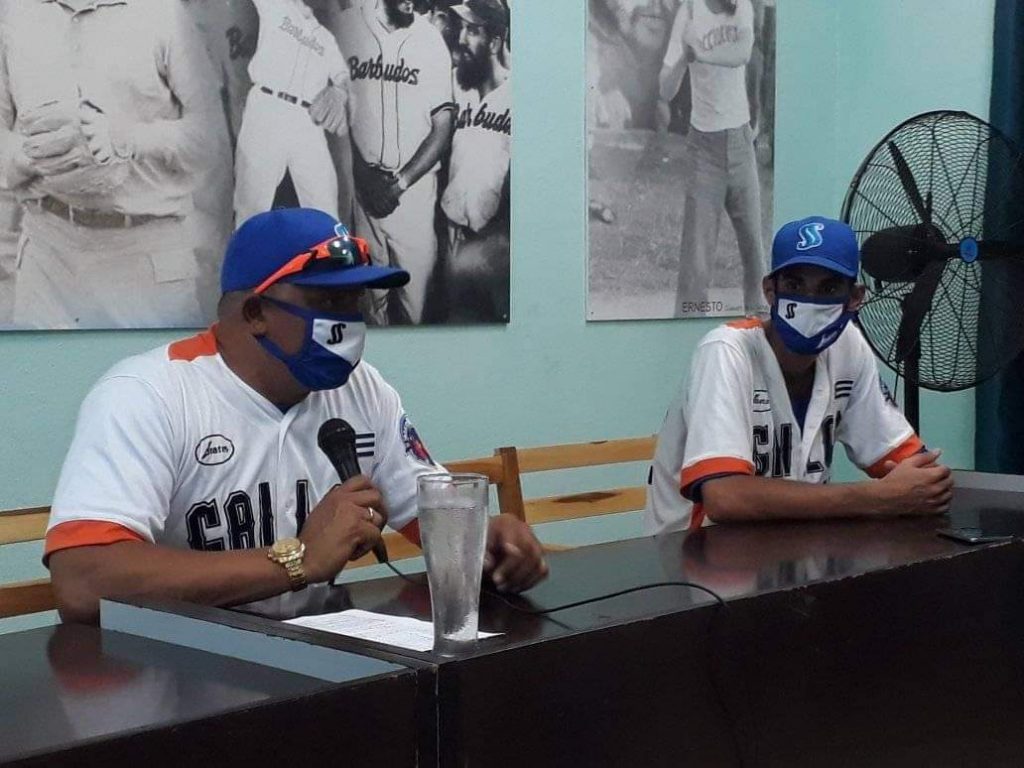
(399, 519, 422, 548)
(726, 317, 764, 330)
(168, 326, 218, 362)
(689, 502, 707, 531)
(44, 521, 145, 562)
(866, 435, 926, 478)
(680, 457, 755, 499)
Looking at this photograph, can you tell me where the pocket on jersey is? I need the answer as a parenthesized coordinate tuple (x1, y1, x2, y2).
(150, 246, 200, 284)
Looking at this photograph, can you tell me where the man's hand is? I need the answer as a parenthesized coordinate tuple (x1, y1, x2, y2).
(309, 84, 348, 136)
(352, 148, 402, 218)
(14, 101, 88, 182)
(298, 475, 387, 583)
(483, 514, 548, 593)
(876, 450, 953, 515)
(79, 101, 134, 165)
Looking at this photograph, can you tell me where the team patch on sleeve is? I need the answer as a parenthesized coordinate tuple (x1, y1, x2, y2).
(878, 375, 898, 408)
(400, 414, 435, 466)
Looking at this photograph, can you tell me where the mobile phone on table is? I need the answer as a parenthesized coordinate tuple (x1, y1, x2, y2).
(936, 527, 1015, 545)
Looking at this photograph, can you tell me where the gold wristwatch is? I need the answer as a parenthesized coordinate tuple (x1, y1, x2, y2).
(268, 537, 308, 591)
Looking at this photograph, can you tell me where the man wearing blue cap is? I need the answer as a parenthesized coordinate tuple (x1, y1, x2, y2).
(644, 216, 953, 534)
(45, 208, 547, 624)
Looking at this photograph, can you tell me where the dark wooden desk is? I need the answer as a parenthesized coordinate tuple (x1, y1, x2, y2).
(229, 483, 1024, 767)
(92, 481, 1024, 767)
(0, 623, 421, 767)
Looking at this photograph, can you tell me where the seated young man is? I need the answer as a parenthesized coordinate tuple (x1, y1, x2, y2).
(46, 208, 547, 624)
(644, 216, 953, 533)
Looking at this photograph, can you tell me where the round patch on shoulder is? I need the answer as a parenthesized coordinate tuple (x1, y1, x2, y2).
(195, 434, 235, 466)
(400, 415, 434, 465)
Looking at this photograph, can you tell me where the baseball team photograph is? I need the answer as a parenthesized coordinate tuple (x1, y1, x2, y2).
(0, 0, 512, 330)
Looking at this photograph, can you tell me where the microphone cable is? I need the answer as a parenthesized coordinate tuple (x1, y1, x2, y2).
(383, 560, 726, 613)
(382, 559, 748, 766)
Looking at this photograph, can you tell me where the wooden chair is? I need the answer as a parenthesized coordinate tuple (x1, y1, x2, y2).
(0, 506, 55, 619)
(0, 449, 524, 618)
(507, 436, 656, 528)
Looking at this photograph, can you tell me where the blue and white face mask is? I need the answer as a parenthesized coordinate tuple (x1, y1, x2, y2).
(771, 293, 856, 355)
(257, 297, 366, 391)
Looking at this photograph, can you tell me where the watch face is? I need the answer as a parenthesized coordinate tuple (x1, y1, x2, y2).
(271, 537, 301, 558)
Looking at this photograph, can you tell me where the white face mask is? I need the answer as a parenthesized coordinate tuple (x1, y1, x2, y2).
(771, 294, 855, 355)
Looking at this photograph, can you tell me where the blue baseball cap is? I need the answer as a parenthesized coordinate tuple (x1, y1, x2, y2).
(221, 208, 410, 294)
(770, 216, 860, 279)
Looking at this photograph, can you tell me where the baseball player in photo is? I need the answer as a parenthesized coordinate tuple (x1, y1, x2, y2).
(440, 0, 511, 322)
(657, 0, 767, 317)
(44, 207, 548, 624)
(645, 217, 953, 534)
(330, 0, 457, 325)
(0, 0, 223, 330)
(233, 0, 351, 224)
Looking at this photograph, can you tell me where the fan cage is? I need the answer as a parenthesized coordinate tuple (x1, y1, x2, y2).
(841, 110, 1024, 392)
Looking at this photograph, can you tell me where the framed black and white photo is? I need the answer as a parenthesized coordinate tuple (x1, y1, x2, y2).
(0, 0, 511, 330)
(587, 0, 775, 320)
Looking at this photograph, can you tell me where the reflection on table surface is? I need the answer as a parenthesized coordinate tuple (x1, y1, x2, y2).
(238, 506, 1018, 657)
(0, 623, 332, 761)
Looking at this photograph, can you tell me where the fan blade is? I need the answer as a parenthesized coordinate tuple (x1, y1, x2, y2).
(894, 260, 945, 367)
(887, 140, 931, 226)
(861, 224, 951, 282)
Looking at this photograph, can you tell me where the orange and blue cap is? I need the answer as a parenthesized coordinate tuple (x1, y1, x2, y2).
(221, 208, 410, 294)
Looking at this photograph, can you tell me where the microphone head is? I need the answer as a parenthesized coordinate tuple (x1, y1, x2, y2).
(318, 418, 356, 454)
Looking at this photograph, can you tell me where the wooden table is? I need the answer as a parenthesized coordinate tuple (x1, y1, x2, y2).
(0, 623, 421, 767)
(102, 476, 1024, 767)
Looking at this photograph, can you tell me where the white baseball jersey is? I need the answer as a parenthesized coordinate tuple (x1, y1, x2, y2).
(442, 78, 511, 232)
(248, 0, 348, 102)
(46, 329, 441, 559)
(663, 0, 754, 132)
(334, 2, 454, 170)
(643, 318, 923, 535)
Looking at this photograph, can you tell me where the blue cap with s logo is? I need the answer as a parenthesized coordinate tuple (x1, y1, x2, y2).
(770, 216, 860, 279)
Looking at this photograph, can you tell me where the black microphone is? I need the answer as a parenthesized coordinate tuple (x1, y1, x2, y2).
(317, 418, 389, 564)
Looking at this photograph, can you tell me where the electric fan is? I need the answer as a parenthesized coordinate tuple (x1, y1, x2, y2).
(840, 110, 1024, 431)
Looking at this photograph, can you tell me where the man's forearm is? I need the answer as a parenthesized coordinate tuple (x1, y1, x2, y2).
(49, 541, 292, 625)
(658, 64, 684, 105)
(131, 109, 219, 173)
(398, 109, 454, 188)
(702, 475, 884, 523)
(0, 126, 34, 190)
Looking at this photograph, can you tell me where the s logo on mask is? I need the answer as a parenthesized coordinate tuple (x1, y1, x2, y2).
(326, 323, 347, 345)
(771, 293, 855, 356)
(257, 297, 367, 391)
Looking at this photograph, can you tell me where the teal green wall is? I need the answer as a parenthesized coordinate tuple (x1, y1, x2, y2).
(0, 0, 994, 631)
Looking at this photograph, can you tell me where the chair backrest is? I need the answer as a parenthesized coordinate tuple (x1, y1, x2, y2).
(0, 506, 56, 619)
(509, 436, 656, 526)
(0, 450, 527, 616)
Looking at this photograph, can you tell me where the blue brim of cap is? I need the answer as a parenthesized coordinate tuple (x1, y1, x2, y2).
(284, 264, 410, 290)
(770, 253, 859, 279)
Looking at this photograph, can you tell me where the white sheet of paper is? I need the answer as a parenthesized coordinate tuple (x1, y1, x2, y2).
(284, 609, 502, 652)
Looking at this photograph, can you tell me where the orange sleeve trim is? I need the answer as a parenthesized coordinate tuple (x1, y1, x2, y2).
(398, 519, 422, 548)
(44, 521, 145, 561)
(866, 435, 925, 478)
(168, 326, 218, 362)
(688, 502, 706, 531)
(726, 317, 765, 330)
(681, 457, 755, 499)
